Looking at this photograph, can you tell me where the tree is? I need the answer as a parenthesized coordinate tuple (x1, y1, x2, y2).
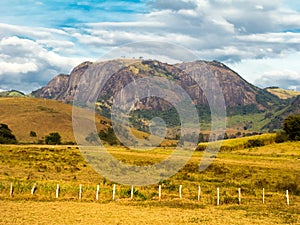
(283, 114, 300, 141)
(275, 130, 288, 143)
(98, 128, 118, 145)
(45, 132, 61, 145)
(0, 123, 17, 144)
(30, 131, 37, 137)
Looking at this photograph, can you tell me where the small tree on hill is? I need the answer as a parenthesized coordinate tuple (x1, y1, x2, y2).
(0, 123, 17, 144)
(45, 132, 61, 145)
(283, 114, 300, 141)
(30, 131, 37, 137)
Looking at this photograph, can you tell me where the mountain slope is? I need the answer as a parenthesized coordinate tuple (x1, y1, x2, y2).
(31, 59, 290, 133)
(31, 74, 69, 99)
(32, 59, 281, 110)
(0, 98, 110, 143)
(262, 96, 300, 131)
(266, 87, 300, 99)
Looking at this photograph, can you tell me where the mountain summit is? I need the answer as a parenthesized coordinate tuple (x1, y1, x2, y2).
(32, 59, 295, 133)
(32, 59, 280, 110)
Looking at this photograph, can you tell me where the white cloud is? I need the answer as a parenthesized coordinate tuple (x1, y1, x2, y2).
(0, 35, 89, 93)
(1, 0, 300, 92)
(0, 61, 38, 75)
(255, 70, 300, 90)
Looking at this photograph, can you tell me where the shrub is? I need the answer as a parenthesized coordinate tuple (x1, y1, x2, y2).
(283, 114, 300, 141)
(275, 130, 288, 143)
(0, 123, 17, 144)
(247, 139, 265, 148)
(45, 132, 61, 145)
(30, 131, 37, 137)
(98, 128, 118, 145)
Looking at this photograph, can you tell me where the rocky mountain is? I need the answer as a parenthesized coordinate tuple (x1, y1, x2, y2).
(32, 74, 69, 99)
(31, 59, 293, 133)
(32, 59, 281, 110)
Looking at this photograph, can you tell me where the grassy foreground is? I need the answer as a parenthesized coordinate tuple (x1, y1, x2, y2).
(0, 142, 299, 224)
(0, 200, 298, 225)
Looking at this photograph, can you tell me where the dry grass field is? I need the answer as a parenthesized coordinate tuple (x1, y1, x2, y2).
(266, 88, 300, 99)
(0, 200, 298, 225)
(0, 98, 153, 144)
(0, 141, 299, 224)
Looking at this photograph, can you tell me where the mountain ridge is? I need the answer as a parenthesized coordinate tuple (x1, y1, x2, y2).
(29, 59, 298, 133)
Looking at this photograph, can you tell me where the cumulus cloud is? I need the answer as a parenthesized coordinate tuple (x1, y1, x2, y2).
(255, 70, 300, 90)
(0, 0, 300, 91)
(0, 35, 87, 93)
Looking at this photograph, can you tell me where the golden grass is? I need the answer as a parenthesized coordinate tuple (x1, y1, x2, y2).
(0, 142, 299, 224)
(197, 133, 276, 151)
(266, 88, 300, 99)
(0, 97, 153, 144)
(0, 200, 299, 225)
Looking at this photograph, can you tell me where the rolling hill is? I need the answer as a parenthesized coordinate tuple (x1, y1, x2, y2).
(0, 98, 111, 143)
(0, 97, 168, 145)
(266, 87, 300, 99)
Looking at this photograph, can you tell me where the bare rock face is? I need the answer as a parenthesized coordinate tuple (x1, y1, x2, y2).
(31, 74, 69, 100)
(32, 59, 277, 110)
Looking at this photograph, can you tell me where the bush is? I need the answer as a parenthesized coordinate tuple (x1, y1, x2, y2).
(247, 139, 265, 148)
(98, 128, 118, 145)
(283, 114, 300, 141)
(275, 130, 288, 143)
(45, 132, 61, 145)
(0, 123, 17, 144)
(30, 131, 37, 137)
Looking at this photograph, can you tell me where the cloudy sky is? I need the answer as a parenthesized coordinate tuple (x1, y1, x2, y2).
(0, 0, 300, 93)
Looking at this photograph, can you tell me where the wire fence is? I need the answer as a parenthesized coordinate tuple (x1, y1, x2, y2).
(0, 181, 298, 207)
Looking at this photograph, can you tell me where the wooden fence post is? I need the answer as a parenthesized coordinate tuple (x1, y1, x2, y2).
(131, 185, 134, 200)
(262, 188, 265, 204)
(158, 185, 161, 200)
(179, 185, 182, 199)
(238, 188, 241, 205)
(197, 186, 201, 201)
(56, 184, 60, 198)
(10, 183, 13, 197)
(286, 190, 290, 206)
(31, 183, 37, 195)
(112, 184, 116, 201)
(217, 187, 220, 206)
(96, 184, 100, 201)
(79, 184, 82, 200)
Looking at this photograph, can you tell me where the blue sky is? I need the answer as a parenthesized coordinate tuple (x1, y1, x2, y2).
(1, 0, 300, 92)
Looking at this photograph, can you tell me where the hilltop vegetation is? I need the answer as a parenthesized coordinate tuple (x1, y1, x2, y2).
(0, 90, 25, 97)
(266, 87, 300, 99)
